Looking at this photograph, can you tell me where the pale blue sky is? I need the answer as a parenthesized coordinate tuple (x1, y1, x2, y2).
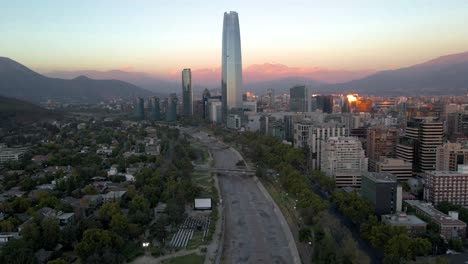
(1, 0, 467, 74)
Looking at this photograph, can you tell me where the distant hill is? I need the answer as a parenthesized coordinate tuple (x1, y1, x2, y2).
(46, 69, 179, 95)
(0, 96, 60, 127)
(320, 51, 468, 95)
(246, 76, 323, 94)
(0, 57, 153, 103)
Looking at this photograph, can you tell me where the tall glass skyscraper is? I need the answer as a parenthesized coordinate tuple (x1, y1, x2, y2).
(182, 68, 192, 117)
(134, 97, 145, 120)
(222, 11, 243, 119)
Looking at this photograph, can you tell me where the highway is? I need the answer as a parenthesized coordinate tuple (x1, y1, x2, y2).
(189, 129, 300, 264)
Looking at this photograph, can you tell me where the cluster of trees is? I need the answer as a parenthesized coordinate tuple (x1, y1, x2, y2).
(297, 208, 371, 264)
(0, 213, 75, 263)
(311, 170, 335, 193)
(230, 132, 328, 214)
(0, 124, 198, 263)
(332, 191, 432, 263)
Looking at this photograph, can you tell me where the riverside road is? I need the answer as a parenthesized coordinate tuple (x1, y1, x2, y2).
(190, 130, 300, 264)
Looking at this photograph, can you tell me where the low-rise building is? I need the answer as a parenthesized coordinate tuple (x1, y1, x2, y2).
(0, 144, 29, 164)
(375, 157, 413, 181)
(102, 190, 127, 203)
(227, 114, 241, 129)
(57, 212, 75, 226)
(405, 200, 466, 240)
(381, 212, 427, 236)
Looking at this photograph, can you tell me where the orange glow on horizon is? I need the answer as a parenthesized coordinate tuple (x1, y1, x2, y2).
(347, 94, 357, 102)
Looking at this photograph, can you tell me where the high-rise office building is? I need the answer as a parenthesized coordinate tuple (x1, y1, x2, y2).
(134, 97, 144, 120)
(221, 11, 243, 120)
(436, 142, 468, 171)
(316, 95, 334, 114)
(397, 118, 443, 172)
(182, 69, 193, 117)
(202, 88, 211, 120)
(149, 97, 161, 121)
(208, 98, 222, 123)
(166, 93, 178, 122)
(367, 127, 399, 171)
(267, 88, 275, 107)
(290, 85, 311, 112)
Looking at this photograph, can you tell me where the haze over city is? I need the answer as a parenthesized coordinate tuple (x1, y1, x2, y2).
(2, 0, 468, 84)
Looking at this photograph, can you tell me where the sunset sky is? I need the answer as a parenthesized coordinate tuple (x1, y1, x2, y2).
(2, 0, 468, 77)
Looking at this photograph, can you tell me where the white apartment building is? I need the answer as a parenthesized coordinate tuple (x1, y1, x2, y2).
(320, 137, 368, 187)
(293, 123, 348, 170)
(0, 144, 29, 164)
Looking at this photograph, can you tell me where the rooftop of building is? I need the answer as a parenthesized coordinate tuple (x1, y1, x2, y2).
(327, 136, 360, 142)
(382, 212, 426, 226)
(363, 172, 397, 183)
(426, 165, 468, 176)
(376, 157, 412, 166)
(405, 200, 466, 226)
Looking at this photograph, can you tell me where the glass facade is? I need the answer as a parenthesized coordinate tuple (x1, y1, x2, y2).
(182, 69, 192, 117)
(222, 11, 243, 119)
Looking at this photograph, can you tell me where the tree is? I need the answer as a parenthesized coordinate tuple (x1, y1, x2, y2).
(12, 197, 32, 213)
(166, 198, 186, 226)
(151, 216, 168, 246)
(342, 237, 370, 264)
(83, 185, 99, 195)
(110, 214, 129, 238)
(20, 220, 40, 245)
(98, 203, 121, 227)
(410, 237, 431, 256)
(313, 231, 340, 263)
(41, 217, 60, 250)
(47, 259, 67, 264)
(369, 224, 406, 250)
(384, 234, 413, 264)
(128, 195, 151, 225)
(299, 227, 312, 242)
(126, 185, 137, 199)
(0, 219, 15, 232)
(0, 238, 35, 264)
(76, 229, 123, 261)
(384, 234, 431, 264)
(448, 238, 463, 252)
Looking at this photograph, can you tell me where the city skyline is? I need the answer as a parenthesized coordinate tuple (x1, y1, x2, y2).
(1, 1, 468, 79)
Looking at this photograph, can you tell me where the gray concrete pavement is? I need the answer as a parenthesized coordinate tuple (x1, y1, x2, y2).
(191, 130, 300, 264)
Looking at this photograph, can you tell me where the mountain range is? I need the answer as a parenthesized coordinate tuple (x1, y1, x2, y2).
(46, 63, 372, 94)
(46, 51, 468, 96)
(1, 50, 467, 104)
(46, 69, 179, 95)
(0, 95, 60, 127)
(0, 57, 153, 103)
(319, 51, 468, 95)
